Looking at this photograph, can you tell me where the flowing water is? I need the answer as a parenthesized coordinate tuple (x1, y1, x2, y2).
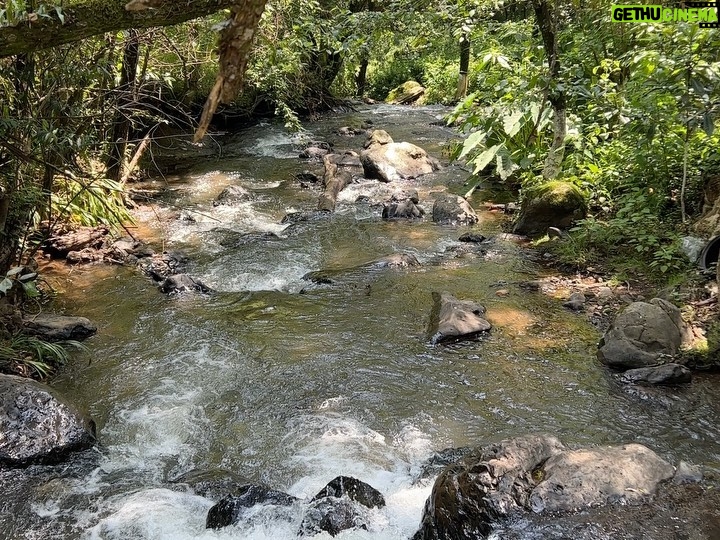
(2, 104, 720, 540)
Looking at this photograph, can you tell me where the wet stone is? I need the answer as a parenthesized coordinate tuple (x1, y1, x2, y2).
(206, 485, 298, 529)
(311, 476, 386, 509)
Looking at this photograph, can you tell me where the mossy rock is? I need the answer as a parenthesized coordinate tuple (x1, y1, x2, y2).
(513, 181, 587, 237)
(386, 80, 425, 105)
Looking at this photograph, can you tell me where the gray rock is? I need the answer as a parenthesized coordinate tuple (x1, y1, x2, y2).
(459, 233, 487, 243)
(414, 435, 566, 540)
(22, 314, 97, 342)
(366, 253, 421, 269)
(159, 274, 212, 294)
(382, 199, 424, 219)
(595, 286, 614, 301)
(311, 476, 385, 509)
(673, 461, 703, 484)
(171, 468, 254, 501)
(530, 444, 675, 513)
(432, 194, 479, 225)
(212, 185, 252, 207)
(299, 497, 368, 537)
(619, 363, 692, 386)
(598, 298, 689, 369)
(563, 292, 586, 311)
(206, 485, 298, 529)
(300, 146, 330, 161)
(513, 182, 586, 237)
(360, 131, 439, 183)
(0, 374, 96, 467)
(429, 292, 491, 344)
(413, 436, 675, 540)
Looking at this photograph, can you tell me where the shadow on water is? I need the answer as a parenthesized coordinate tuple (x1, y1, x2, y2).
(4, 104, 720, 539)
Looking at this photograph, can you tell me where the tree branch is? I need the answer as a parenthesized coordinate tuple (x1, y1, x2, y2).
(0, 0, 240, 58)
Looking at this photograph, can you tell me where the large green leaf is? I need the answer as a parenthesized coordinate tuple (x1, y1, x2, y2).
(503, 110, 525, 138)
(458, 130, 487, 160)
(472, 144, 502, 174)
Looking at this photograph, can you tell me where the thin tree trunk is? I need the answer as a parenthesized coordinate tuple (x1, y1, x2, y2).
(106, 29, 140, 181)
(455, 34, 471, 101)
(532, 0, 566, 180)
(356, 56, 369, 96)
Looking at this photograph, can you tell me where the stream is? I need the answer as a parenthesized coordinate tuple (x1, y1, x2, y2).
(2, 104, 720, 539)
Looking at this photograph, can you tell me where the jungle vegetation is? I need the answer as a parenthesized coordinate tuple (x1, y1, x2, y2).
(0, 0, 719, 284)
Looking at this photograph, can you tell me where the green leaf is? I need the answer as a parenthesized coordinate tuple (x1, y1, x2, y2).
(54, 6, 64, 24)
(702, 112, 715, 137)
(0, 278, 12, 295)
(503, 110, 524, 138)
(458, 130, 486, 160)
(472, 144, 501, 174)
(20, 281, 39, 298)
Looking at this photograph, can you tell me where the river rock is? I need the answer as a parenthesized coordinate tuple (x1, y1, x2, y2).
(171, 468, 254, 501)
(212, 185, 252, 206)
(672, 461, 703, 484)
(382, 199, 424, 219)
(367, 253, 421, 268)
(413, 434, 566, 539)
(300, 146, 330, 161)
(413, 435, 675, 540)
(299, 496, 368, 537)
(429, 292, 491, 344)
(513, 181, 586, 236)
(563, 292, 586, 311)
(311, 476, 386, 509)
(618, 363, 692, 386)
(597, 298, 688, 369)
(159, 274, 212, 294)
(459, 232, 486, 243)
(360, 130, 439, 183)
(0, 374, 96, 467)
(386, 80, 426, 104)
(432, 194, 479, 225)
(206, 484, 298, 529)
(22, 314, 97, 342)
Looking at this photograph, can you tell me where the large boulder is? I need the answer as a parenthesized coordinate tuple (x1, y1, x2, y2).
(386, 80, 426, 105)
(206, 484, 298, 529)
(413, 435, 675, 540)
(598, 298, 688, 369)
(432, 194, 479, 225)
(22, 314, 97, 342)
(299, 497, 368, 537)
(360, 130, 439, 183)
(311, 476, 386, 509)
(0, 374, 96, 467)
(513, 181, 586, 236)
(429, 292, 491, 344)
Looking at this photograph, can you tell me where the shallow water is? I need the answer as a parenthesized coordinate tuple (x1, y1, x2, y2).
(2, 104, 720, 540)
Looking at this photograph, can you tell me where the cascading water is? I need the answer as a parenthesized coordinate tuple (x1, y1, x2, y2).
(2, 104, 720, 540)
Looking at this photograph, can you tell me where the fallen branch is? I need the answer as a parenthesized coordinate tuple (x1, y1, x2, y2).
(318, 155, 352, 212)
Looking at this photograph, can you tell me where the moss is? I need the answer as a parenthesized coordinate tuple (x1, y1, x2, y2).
(523, 181, 587, 211)
(385, 80, 425, 104)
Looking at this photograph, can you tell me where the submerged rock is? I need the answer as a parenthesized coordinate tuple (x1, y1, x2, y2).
(618, 363, 692, 386)
(413, 435, 675, 540)
(360, 130, 439, 183)
(159, 274, 212, 294)
(458, 233, 486, 243)
(212, 185, 252, 206)
(382, 199, 424, 219)
(366, 253, 421, 269)
(0, 374, 96, 467)
(22, 314, 97, 342)
(300, 497, 368, 537)
(206, 484, 298, 529)
(513, 181, 586, 237)
(598, 298, 689, 369)
(311, 476, 386, 509)
(432, 194, 479, 225)
(171, 468, 254, 501)
(429, 292, 491, 344)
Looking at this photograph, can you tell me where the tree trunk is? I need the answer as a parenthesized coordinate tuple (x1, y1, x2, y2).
(532, 0, 566, 180)
(455, 34, 471, 101)
(356, 56, 369, 96)
(106, 29, 140, 181)
(0, 0, 249, 58)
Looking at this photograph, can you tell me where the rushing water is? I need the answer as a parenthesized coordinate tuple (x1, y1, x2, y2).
(3, 104, 720, 540)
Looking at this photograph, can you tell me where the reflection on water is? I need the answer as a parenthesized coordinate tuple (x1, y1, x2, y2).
(4, 105, 720, 540)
